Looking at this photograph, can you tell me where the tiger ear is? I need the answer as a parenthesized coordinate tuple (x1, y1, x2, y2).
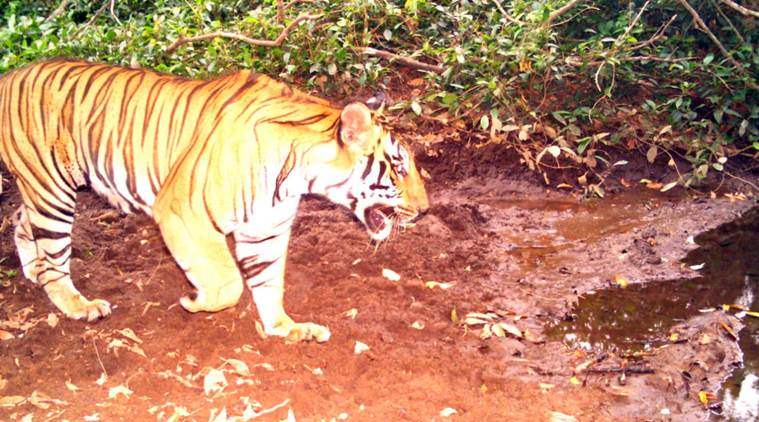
(340, 102, 375, 152)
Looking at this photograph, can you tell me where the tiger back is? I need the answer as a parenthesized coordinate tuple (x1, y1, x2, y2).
(0, 59, 429, 343)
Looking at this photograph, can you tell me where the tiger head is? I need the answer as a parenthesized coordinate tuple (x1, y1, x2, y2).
(312, 102, 429, 241)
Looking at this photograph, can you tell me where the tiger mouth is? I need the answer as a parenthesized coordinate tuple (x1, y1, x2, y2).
(364, 205, 394, 236)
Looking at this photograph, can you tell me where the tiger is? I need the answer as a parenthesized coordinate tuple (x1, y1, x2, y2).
(0, 59, 429, 343)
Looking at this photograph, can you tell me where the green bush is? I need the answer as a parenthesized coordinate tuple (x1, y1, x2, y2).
(1, 0, 756, 187)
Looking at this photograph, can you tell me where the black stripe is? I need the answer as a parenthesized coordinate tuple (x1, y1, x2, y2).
(361, 154, 374, 180)
(241, 260, 274, 280)
(31, 226, 70, 240)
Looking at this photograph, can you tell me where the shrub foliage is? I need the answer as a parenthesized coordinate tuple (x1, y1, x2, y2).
(1, 0, 757, 188)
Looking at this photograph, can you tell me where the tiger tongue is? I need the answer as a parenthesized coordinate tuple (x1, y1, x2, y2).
(366, 207, 387, 233)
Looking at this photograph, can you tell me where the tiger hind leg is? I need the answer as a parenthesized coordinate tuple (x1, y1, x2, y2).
(17, 185, 111, 321)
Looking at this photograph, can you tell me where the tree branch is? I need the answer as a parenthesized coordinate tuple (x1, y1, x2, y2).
(676, 0, 755, 87)
(359, 47, 444, 74)
(68, 1, 109, 39)
(45, 0, 70, 23)
(547, 0, 585, 24)
(165, 13, 321, 53)
(491, 0, 525, 25)
(720, 0, 759, 18)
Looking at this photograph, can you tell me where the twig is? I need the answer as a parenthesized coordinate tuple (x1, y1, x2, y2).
(547, 0, 585, 24)
(491, 0, 525, 24)
(630, 15, 677, 51)
(617, 0, 651, 47)
(92, 338, 108, 377)
(359, 47, 444, 73)
(45, 0, 70, 23)
(710, 0, 746, 44)
(109, 0, 121, 25)
(676, 0, 755, 87)
(166, 13, 321, 53)
(585, 366, 655, 374)
(720, 0, 759, 18)
(69, 1, 109, 39)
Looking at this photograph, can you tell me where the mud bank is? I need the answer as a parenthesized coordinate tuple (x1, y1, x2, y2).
(0, 148, 757, 421)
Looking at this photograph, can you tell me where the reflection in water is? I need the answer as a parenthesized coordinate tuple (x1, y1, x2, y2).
(545, 206, 759, 421)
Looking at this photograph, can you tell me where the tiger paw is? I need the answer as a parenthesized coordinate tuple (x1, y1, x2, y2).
(60, 297, 112, 321)
(71, 298, 112, 322)
(44, 283, 112, 321)
(284, 322, 332, 344)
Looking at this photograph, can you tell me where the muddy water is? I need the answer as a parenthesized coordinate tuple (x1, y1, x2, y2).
(547, 206, 759, 421)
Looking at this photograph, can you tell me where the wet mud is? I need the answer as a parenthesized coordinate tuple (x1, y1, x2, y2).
(0, 146, 757, 421)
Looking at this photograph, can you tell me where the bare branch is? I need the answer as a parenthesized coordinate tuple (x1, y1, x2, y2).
(45, 0, 70, 23)
(547, 0, 585, 24)
(711, 0, 746, 44)
(359, 47, 444, 74)
(277, 0, 316, 23)
(676, 0, 752, 79)
(630, 15, 677, 51)
(165, 13, 321, 54)
(720, 0, 759, 18)
(110, 0, 121, 25)
(491, 0, 525, 25)
(68, 1, 109, 39)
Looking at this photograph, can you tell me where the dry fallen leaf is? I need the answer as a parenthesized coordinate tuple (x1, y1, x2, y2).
(354, 341, 370, 355)
(118, 328, 143, 344)
(613, 275, 629, 288)
(29, 390, 68, 409)
(381, 268, 401, 282)
(209, 407, 228, 422)
(0, 330, 14, 341)
(492, 322, 523, 338)
(65, 379, 80, 392)
(440, 407, 457, 417)
(569, 376, 581, 385)
(550, 411, 577, 422)
(83, 414, 100, 421)
(539, 383, 555, 393)
(424, 281, 455, 290)
(0, 395, 25, 407)
(698, 390, 716, 406)
(107, 385, 133, 400)
(95, 373, 108, 386)
(46, 313, 59, 328)
(222, 358, 250, 377)
(254, 320, 267, 339)
(203, 368, 228, 396)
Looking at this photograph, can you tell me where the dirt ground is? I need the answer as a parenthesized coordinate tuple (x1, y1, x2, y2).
(0, 142, 757, 422)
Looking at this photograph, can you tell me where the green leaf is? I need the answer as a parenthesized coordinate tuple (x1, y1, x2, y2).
(703, 54, 714, 65)
(479, 115, 490, 131)
(411, 101, 422, 116)
(739, 119, 748, 137)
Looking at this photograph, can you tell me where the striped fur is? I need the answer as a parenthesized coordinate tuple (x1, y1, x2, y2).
(0, 59, 428, 343)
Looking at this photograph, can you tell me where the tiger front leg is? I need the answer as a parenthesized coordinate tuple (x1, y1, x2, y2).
(235, 227, 331, 343)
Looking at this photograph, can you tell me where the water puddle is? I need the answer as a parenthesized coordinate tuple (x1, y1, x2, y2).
(546, 206, 759, 421)
(487, 187, 682, 272)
